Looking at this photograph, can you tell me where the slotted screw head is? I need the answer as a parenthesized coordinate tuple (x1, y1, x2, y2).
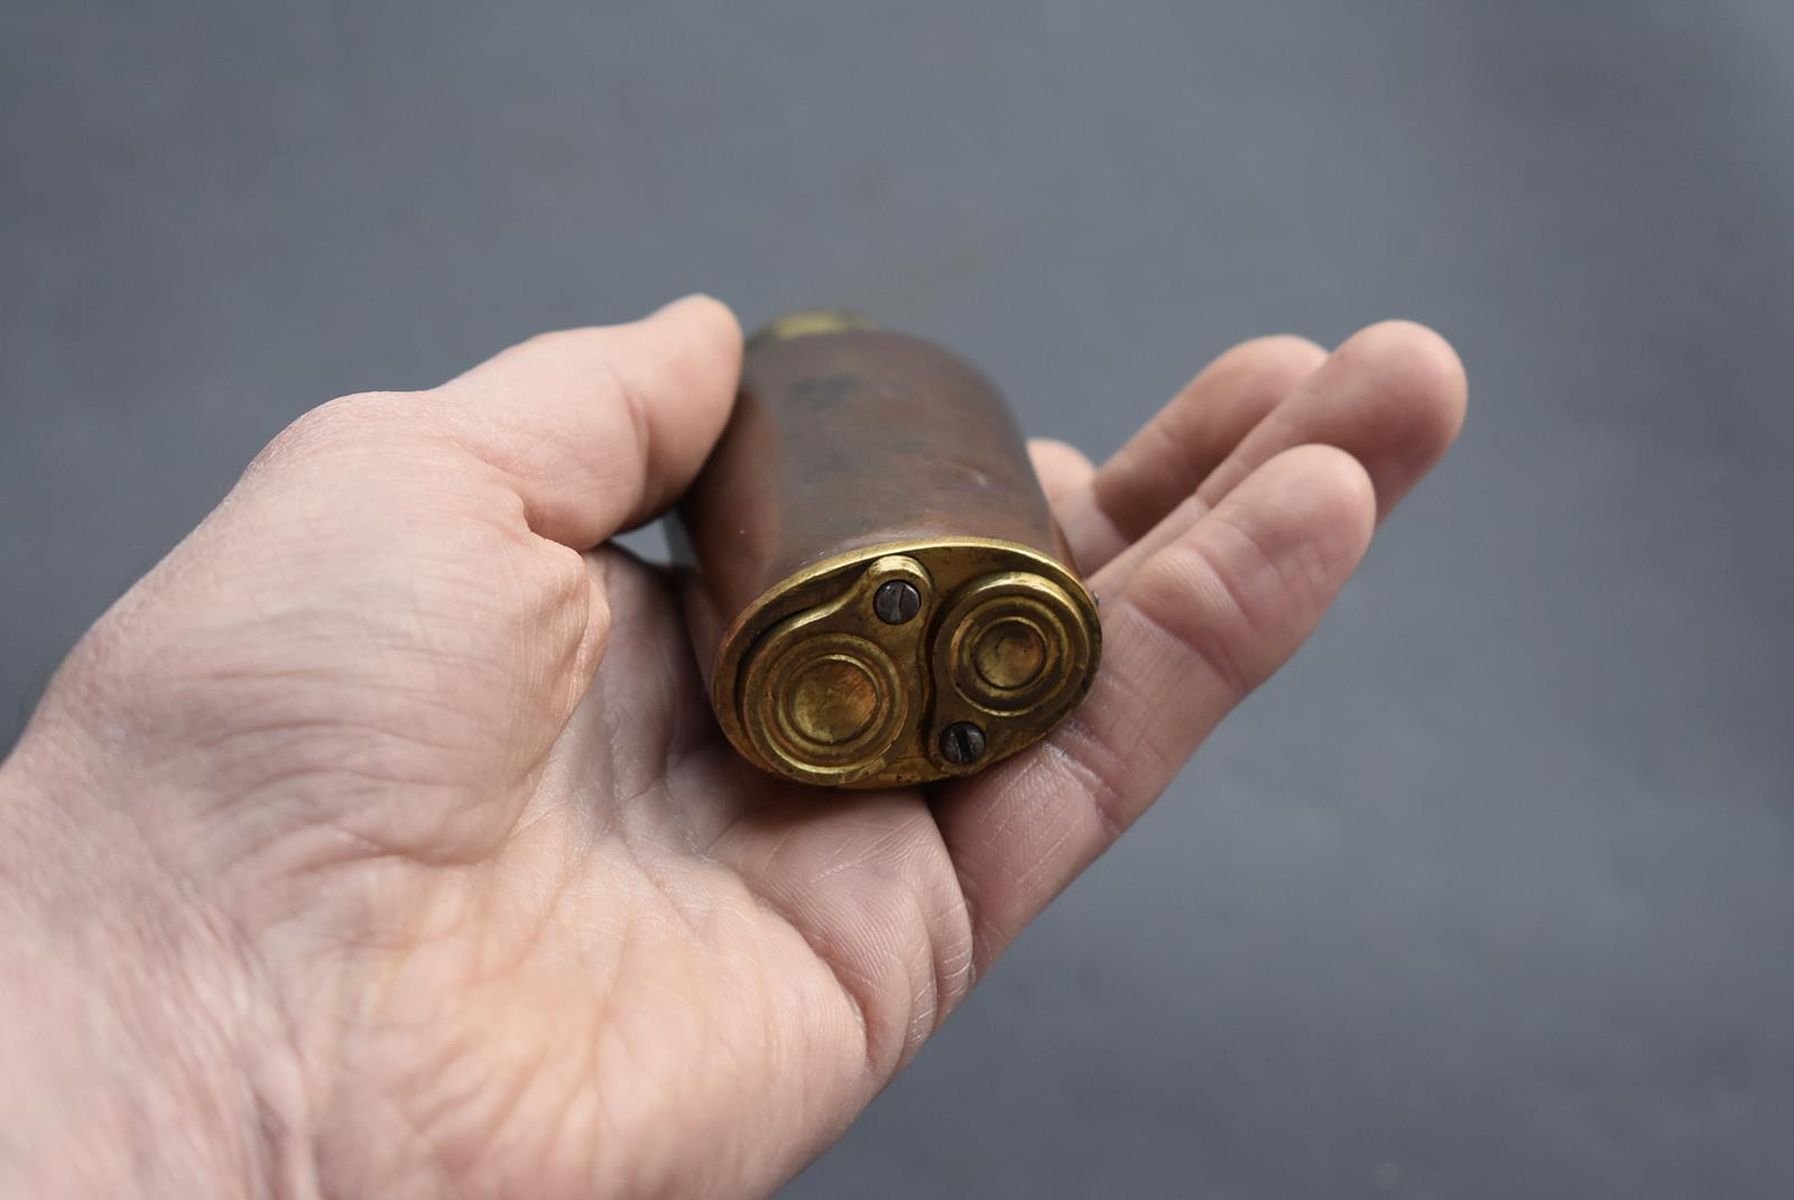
(939, 721, 987, 766)
(874, 579, 922, 625)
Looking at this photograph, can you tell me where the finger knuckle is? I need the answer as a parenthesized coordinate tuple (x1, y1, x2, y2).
(1126, 543, 1258, 702)
(251, 391, 426, 475)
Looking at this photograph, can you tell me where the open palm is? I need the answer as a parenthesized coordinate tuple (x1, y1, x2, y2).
(0, 297, 1463, 1198)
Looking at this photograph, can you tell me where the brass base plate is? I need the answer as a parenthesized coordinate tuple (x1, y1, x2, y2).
(711, 538, 1101, 788)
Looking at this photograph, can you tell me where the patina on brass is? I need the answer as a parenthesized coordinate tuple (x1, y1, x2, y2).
(677, 312, 1101, 788)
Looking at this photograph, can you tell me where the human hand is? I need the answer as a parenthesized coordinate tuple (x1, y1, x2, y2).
(0, 297, 1464, 1198)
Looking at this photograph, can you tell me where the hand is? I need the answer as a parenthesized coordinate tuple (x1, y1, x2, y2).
(0, 297, 1464, 1198)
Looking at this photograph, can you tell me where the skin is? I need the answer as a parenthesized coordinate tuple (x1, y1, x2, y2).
(0, 296, 1464, 1198)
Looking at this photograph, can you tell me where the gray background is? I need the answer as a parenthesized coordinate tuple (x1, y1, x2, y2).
(4, 2, 1792, 1196)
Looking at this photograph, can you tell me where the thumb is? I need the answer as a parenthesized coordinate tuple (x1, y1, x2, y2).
(434, 294, 744, 549)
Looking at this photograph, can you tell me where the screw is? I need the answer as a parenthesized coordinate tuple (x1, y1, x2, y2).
(873, 579, 922, 625)
(940, 721, 987, 766)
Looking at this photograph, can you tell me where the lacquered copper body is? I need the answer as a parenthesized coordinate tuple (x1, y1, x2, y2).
(678, 314, 1101, 788)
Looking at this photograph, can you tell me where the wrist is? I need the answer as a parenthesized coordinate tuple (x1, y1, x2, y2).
(0, 735, 316, 1199)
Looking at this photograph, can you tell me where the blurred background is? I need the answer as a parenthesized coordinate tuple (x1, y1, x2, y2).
(4, 2, 1792, 1195)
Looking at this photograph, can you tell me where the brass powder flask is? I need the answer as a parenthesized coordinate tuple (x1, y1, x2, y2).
(676, 312, 1101, 788)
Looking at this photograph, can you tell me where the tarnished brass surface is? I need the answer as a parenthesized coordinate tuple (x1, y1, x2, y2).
(677, 313, 1101, 788)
